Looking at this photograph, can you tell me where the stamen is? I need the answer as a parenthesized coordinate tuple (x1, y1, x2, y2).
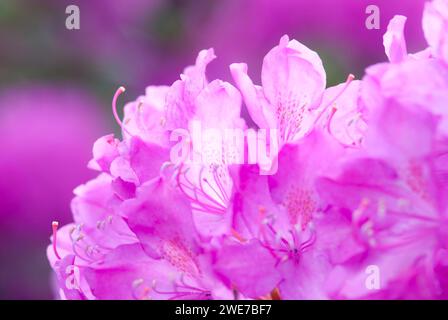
(71, 240, 95, 263)
(68, 224, 111, 262)
(313, 74, 355, 127)
(267, 224, 290, 248)
(176, 165, 227, 215)
(52, 221, 62, 260)
(299, 230, 316, 252)
(112, 86, 133, 137)
(151, 278, 211, 300)
(201, 177, 226, 205)
(352, 197, 370, 226)
(258, 222, 291, 258)
(387, 209, 441, 224)
(132, 279, 152, 300)
(212, 167, 230, 203)
(326, 107, 338, 134)
(230, 228, 246, 242)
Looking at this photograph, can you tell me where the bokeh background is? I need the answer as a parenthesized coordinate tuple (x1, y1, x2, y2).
(0, 0, 427, 299)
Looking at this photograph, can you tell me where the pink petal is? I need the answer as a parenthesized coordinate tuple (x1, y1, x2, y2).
(383, 15, 408, 63)
(423, 0, 448, 64)
(123, 178, 201, 276)
(230, 63, 276, 129)
(214, 239, 281, 298)
(261, 35, 326, 112)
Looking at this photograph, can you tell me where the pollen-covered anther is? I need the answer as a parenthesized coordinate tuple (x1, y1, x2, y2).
(132, 278, 152, 300)
(231, 228, 246, 242)
(52, 221, 62, 260)
(112, 86, 133, 136)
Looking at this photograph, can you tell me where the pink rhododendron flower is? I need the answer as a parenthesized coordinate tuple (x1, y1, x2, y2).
(48, 0, 448, 300)
(231, 35, 326, 144)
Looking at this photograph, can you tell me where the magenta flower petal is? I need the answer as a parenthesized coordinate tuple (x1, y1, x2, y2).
(83, 244, 176, 300)
(89, 134, 120, 172)
(261, 35, 326, 112)
(232, 35, 326, 143)
(122, 86, 170, 145)
(123, 178, 200, 268)
(214, 239, 281, 298)
(165, 49, 216, 130)
(423, 0, 448, 65)
(383, 15, 408, 63)
(317, 80, 367, 146)
(230, 62, 276, 129)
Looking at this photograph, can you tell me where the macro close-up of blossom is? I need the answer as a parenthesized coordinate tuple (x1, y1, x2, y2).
(43, 0, 448, 300)
(1, 0, 447, 305)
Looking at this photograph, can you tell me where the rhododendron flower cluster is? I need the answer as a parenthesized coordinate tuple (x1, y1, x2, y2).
(48, 0, 448, 300)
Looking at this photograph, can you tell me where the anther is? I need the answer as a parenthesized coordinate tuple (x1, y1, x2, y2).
(112, 86, 133, 136)
(313, 74, 355, 126)
(52, 221, 62, 260)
